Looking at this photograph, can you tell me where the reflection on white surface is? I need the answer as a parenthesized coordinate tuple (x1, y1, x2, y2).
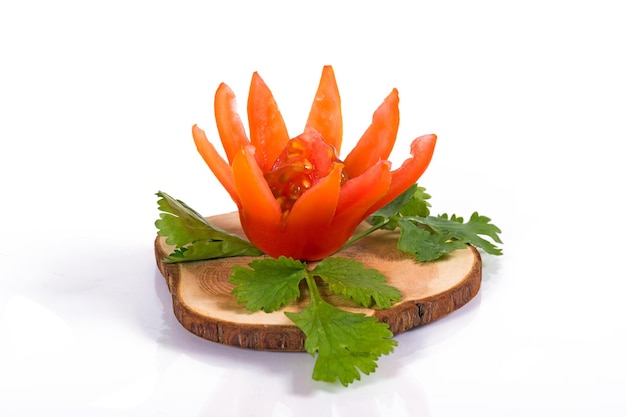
(149, 266, 480, 417)
(89, 374, 156, 409)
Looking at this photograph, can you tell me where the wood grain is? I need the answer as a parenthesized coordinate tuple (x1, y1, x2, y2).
(155, 212, 482, 351)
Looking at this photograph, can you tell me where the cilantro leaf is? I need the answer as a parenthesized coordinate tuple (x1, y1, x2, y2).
(368, 183, 431, 230)
(312, 258, 402, 309)
(399, 184, 431, 217)
(155, 191, 262, 263)
(229, 256, 400, 385)
(229, 257, 307, 313)
(286, 297, 396, 386)
(358, 184, 503, 261)
(412, 212, 503, 256)
(370, 184, 419, 222)
(397, 219, 467, 262)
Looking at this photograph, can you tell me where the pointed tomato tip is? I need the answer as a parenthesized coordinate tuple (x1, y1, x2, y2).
(305, 66, 343, 154)
(343, 88, 400, 178)
(387, 88, 399, 104)
(192, 125, 210, 151)
(322, 65, 335, 76)
(215, 82, 250, 164)
(191, 124, 203, 137)
(411, 133, 437, 156)
(251, 71, 263, 83)
(249, 72, 264, 90)
(216, 82, 233, 95)
(382, 88, 399, 104)
(247, 70, 289, 172)
(191, 123, 241, 206)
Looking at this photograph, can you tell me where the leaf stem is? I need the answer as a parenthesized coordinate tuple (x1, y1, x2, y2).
(303, 269, 321, 306)
(338, 219, 390, 252)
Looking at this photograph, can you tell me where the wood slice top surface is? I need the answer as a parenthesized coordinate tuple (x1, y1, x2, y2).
(155, 212, 482, 351)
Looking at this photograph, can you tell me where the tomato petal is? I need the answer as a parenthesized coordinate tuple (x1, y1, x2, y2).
(280, 164, 344, 260)
(334, 160, 391, 225)
(343, 89, 400, 177)
(232, 146, 282, 245)
(192, 125, 240, 205)
(370, 133, 437, 212)
(305, 65, 343, 153)
(214, 83, 250, 164)
(284, 162, 342, 231)
(247, 72, 290, 172)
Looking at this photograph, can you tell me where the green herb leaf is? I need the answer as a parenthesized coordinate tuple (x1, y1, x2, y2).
(229, 256, 307, 313)
(286, 296, 396, 386)
(397, 219, 467, 261)
(155, 191, 262, 263)
(359, 185, 503, 261)
(368, 183, 431, 230)
(398, 184, 431, 217)
(312, 258, 402, 309)
(411, 212, 503, 256)
(229, 255, 400, 386)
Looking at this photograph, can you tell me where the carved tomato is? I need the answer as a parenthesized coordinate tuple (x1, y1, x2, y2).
(193, 66, 436, 260)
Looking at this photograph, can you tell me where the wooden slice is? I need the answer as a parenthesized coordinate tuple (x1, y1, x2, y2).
(155, 212, 482, 352)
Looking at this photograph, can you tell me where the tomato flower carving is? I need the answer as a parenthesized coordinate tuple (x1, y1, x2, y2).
(192, 66, 437, 261)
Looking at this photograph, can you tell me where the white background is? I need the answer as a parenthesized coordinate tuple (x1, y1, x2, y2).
(1, 1, 625, 416)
